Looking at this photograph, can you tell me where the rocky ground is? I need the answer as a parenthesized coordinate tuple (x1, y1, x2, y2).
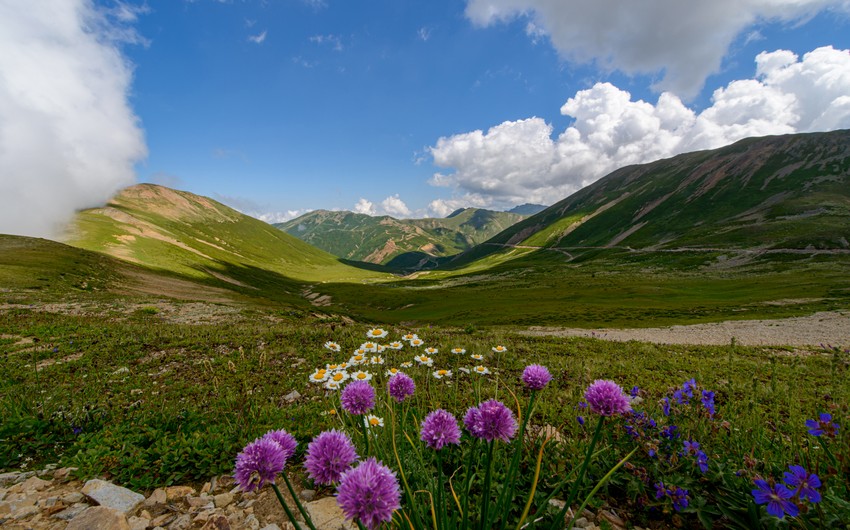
(521, 310, 850, 347)
(0, 466, 639, 530)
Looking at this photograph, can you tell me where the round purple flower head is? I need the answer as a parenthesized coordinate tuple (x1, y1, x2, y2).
(584, 379, 632, 416)
(420, 409, 462, 450)
(341, 380, 376, 415)
(234, 438, 287, 492)
(464, 399, 518, 442)
(336, 457, 401, 530)
(387, 372, 416, 403)
(304, 429, 359, 485)
(522, 364, 552, 390)
(262, 429, 298, 461)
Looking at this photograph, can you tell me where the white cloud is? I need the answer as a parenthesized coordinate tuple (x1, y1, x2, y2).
(0, 0, 147, 238)
(418, 27, 432, 42)
(247, 30, 267, 44)
(428, 196, 492, 217)
(429, 46, 850, 208)
(255, 210, 312, 224)
(353, 198, 376, 215)
(310, 34, 343, 51)
(465, 0, 849, 97)
(381, 195, 412, 217)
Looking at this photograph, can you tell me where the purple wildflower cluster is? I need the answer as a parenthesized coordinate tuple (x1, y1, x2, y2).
(464, 399, 518, 442)
(337, 458, 402, 530)
(387, 372, 416, 403)
(521, 364, 552, 390)
(682, 439, 709, 474)
(584, 379, 632, 416)
(662, 379, 716, 418)
(420, 409, 461, 450)
(340, 380, 375, 415)
(805, 412, 840, 437)
(655, 482, 689, 511)
(752, 464, 822, 519)
(304, 429, 359, 485)
(234, 429, 298, 492)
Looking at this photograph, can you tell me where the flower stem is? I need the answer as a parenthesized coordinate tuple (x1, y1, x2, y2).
(479, 440, 496, 530)
(271, 483, 304, 530)
(497, 391, 537, 528)
(548, 415, 605, 530)
(566, 446, 638, 530)
(281, 473, 317, 530)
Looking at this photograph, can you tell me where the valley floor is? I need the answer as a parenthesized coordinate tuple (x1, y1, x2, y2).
(521, 310, 850, 347)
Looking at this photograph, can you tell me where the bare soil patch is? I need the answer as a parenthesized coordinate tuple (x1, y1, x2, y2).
(521, 311, 850, 347)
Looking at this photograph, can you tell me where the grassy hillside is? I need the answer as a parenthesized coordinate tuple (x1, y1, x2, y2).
(65, 184, 389, 288)
(447, 130, 850, 268)
(276, 207, 525, 269)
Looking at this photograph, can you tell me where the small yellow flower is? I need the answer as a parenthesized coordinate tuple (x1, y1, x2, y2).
(324, 341, 341, 352)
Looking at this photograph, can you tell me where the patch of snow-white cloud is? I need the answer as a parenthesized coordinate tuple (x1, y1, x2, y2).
(381, 195, 412, 217)
(428, 46, 850, 208)
(353, 198, 376, 215)
(0, 0, 147, 238)
(465, 0, 850, 98)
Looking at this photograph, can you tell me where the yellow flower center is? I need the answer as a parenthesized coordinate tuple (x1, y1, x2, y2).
(333, 373, 344, 382)
(357, 373, 367, 379)
(369, 418, 380, 426)
(438, 370, 447, 376)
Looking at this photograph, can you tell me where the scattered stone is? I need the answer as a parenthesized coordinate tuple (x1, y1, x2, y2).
(201, 514, 232, 530)
(598, 509, 626, 529)
(260, 524, 281, 530)
(202, 482, 212, 494)
(145, 488, 167, 507)
(298, 489, 315, 502)
(128, 515, 151, 530)
(152, 512, 176, 527)
(167, 513, 193, 529)
(53, 467, 77, 480)
(66, 506, 130, 530)
(188, 494, 214, 509)
(82, 479, 145, 515)
(20, 476, 51, 492)
(214, 492, 235, 508)
(573, 517, 589, 528)
(0, 472, 35, 487)
(305, 496, 354, 530)
(283, 390, 301, 403)
(53, 503, 90, 521)
(165, 485, 196, 501)
(12, 504, 40, 519)
(244, 513, 261, 530)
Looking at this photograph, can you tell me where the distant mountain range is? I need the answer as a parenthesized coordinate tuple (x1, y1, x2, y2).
(275, 207, 529, 270)
(447, 129, 850, 268)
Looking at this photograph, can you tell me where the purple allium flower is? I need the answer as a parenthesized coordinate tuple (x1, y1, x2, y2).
(701, 390, 716, 416)
(784, 465, 821, 503)
(464, 400, 518, 442)
(387, 372, 415, 403)
(262, 429, 298, 461)
(805, 412, 839, 437)
(336, 458, 401, 530)
(584, 380, 632, 416)
(304, 429, 359, 485)
(420, 409, 462, 450)
(521, 364, 552, 390)
(341, 380, 376, 415)
(234, 438, 287, 492)
(752, 479, 799, 518)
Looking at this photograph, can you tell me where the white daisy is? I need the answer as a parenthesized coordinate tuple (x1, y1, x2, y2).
(324, 341, 341, 352)
(473, 365, 490, 375)
(492, 345, 507, 353)
(324, 380, 341, 390)
(361, 342, 379, 353)
(399, 361, 413, 368)
(451, 347, 466, 355)
(432, 369, 452, 379)
(370, 356, 385, 365)
(366, 328, 388, 339)
(349, 354, 367, 365)
(387, 341, 404, 350)
(328, 371, 350, 384)
(424, 347, 439, 355)
(309, 369, 329, 383)
(365, 415, 384, 429)
(326, 363, 341, 371)
(458, 367, 470, 374)
(401, 333, 419, 342)
(409, 338, 424, 348)
(414, 355, 434, 367)
(385, 368, 401, 377)
(350, 370, 373, 382)
(470, 354, 483, 361)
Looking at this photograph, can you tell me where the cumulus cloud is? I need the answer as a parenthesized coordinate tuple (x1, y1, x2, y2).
(353, 198, 376, 215)
(465, 0, 849, 97)
(381, 195, 412, 217)
(0, 0, 147, 238)
(429, 46, 850, 208)
(214, 193, 311, 224)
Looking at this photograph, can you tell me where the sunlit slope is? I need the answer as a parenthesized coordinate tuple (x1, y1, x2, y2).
(447, 130, 850, 268)
(67, 184, 388, 284)
(276, 207, 525, 269)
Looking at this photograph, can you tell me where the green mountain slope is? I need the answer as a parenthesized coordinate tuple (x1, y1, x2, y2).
(448, 130, 850, 268)
(275, 207, 526, 269)
(65, 184, 388, 288)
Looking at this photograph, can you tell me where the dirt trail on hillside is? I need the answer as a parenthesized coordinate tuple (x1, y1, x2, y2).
(520, 311, 850, 347)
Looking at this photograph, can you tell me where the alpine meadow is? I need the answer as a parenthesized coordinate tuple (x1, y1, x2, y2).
(2, 2, 850, 529)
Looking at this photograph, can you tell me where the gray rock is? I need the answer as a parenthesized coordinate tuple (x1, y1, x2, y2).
(66, 506, 130, 530)
(144, 487, 167, 507)
(62, 491, 85, 504)
(214, 492, 234, 508)
(283, 390, 301, 402)
(82, 479, 145, 515)
(260, 525, 282, 530)
(299, 489, 315, 502)
(244, 514, 261, 530)
(53, 502, 90, 520)
(305, 496, 354, 530)
(0, 472, 34, 487)
(128, 515, 152, 530)
(168, 513, 193, 529)
(19, 475, 50, 492)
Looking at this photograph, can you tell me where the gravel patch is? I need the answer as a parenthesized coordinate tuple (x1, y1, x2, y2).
(521, 311, 850, 347)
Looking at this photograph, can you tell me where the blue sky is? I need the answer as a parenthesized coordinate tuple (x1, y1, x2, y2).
(1, 0, 850, 237)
